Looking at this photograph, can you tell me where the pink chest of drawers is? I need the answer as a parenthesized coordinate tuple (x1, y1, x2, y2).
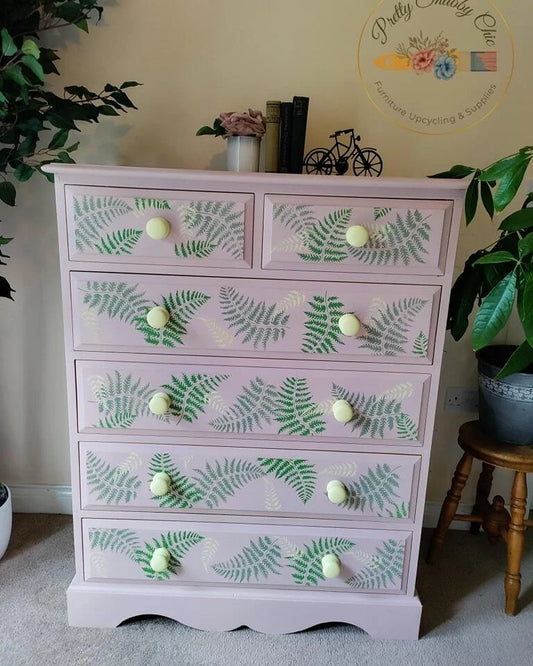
(49, 165, 465, 639)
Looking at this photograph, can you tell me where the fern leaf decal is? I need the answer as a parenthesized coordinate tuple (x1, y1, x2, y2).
(182, 200, 244, 260)
(219, 286, 289, 349)
(359, 298, 427, 356)
(201, 537, 219, 572)
(94, 371, 153, 428)
(345, 540, 405, 589)
(272, 231, 307, 253)
(81, 281, 149, 324)
(89, 528, 140, 561)
(148, 453, 203, 508)
(174, 240, 217, 259)
(192, 459, 265, 508)
(374, 207, 392, 220)
(93, 229, 143, 255)
(258, 458, 317, 504)
(97, 413, 137, 429)
(134, 531, 204, 580)
(209, 377, 277, 433)
(273, 203, 316, 233)
(274, 290, 307, 314)
(199, 318, 234, 348)
(396, 413, 419, 441)
(86, 451, 141, 504)
(383, 501, 410, 519)
(134, 198, 171, 212)
(264, 479, 282, 511)
(287, 537, 355, 586)
(275, 377, 326, 436)
(340, 464, 400, 513)
(212, 537, 282, 583)
(298, 209, 352, 263)
(162, 373, 229, 423)
(380, 382, 413, 401)
(318, 463, 359, 478)
(332, 383, 403, 438)
(413, 331, 429, 357)
(73, 195, 133, 251)
(301, 294, 345, 354)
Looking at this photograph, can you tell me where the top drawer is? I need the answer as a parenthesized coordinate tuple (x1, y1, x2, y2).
(65, 186, 253, 269)
(262, 195, 453, 276)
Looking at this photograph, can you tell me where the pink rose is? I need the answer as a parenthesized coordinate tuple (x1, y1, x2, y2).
(219, 109, 266, 137)
(412, 49, 436, 74)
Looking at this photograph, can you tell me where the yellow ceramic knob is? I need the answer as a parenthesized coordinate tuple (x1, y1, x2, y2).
(150, 472, 171, 496)
(332, 399, 354, 423)
(346, 224, 370, 248)
(338, 313, 361, 337)
(150, 547, 171, 573)
(145, 216, 170, 240)
(146, 306, 170, 330)
(148, 392, 171, 415)
(321, 554, 341, 579)
(326, 480, 349, 504)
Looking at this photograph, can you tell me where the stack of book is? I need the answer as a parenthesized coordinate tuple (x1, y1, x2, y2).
(264, 96, 309, 174)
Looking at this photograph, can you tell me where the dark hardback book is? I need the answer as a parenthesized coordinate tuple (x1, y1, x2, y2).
(278, 101, 293, 173)
(289, 96, 309, 174)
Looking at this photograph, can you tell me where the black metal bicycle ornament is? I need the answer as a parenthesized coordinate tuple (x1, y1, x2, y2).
(303, 129, 383, 176)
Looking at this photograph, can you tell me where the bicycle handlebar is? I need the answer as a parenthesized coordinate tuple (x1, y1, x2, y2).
(328, 128, 357, 138)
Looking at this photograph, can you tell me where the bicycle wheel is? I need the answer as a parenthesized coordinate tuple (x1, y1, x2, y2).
(303, 148, 334, 175)
(352, 148, 383, 177)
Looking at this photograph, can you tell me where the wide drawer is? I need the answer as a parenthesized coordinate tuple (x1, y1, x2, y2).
(263, 195, 453, 275)
(79, 441, 420, 522)
(65, 186, 253, 268)
(76, 360, 429, 445)
(71, 272, 440, 363)
(83, 518, 412, 593)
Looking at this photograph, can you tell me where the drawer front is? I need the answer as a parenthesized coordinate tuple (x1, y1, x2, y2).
(83, 518, 411, 593)
(80, 441, 420, 522)
(66, 186, 253, 268)
(71, 272, 439, 363)
(263, 195, 453, 275)
(76, 360, 429, 445)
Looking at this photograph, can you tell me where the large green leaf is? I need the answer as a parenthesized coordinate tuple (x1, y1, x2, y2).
(478, 149, 532, 183)
(464, 175, 479, 226)
(472, 271, 517, 350)
(519, 233, 533, 260)
(518, 271, 533, 347)
(428, 164, 475, 179)
(495, 341, 533, 379)
(473, 251, 516, 265)
(498, 208, 533, 232)
(480, 181, 495, 219)
(492, 159, 531, 212)
(447, 250, 486, 340)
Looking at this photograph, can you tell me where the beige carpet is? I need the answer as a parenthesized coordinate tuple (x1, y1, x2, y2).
(0, 514, 532, 666)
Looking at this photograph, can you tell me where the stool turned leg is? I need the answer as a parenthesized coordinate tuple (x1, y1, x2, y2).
(504, 471, 528, 615)
(427, 452, 473, 564)
(471, 462, 495, 535)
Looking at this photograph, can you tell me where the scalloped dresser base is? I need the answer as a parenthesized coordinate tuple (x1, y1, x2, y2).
(67, 578, 422, 640)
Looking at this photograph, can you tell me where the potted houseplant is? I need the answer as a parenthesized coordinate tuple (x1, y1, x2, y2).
(431, 147, 533, 444)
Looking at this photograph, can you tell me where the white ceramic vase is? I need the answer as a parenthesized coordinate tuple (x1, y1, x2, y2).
(0, 484, 12, 560)
(226, 135, 261, 172)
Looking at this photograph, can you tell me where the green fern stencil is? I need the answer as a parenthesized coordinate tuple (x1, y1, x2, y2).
(81, 281, 149, 324)
(359, 298, 427, 356)
(332, 384, 403, 438)
(174, 240, 216, 259)
(209, 377, 277, 433)
(148, 453, 203, 509)
(219, 286, 289, 349)
(339, 464, 400, 513)
(94, 371, 153, 428)
(287, 537, 355, 586)
(73, 195, 133, 251)
(97, 413, 137, 429)
(162, 373, 229, 423)
(89, 528, 140, 561)
(192, 459, 266, 508)
(413, 331, 429, 357)
(345, 539, 405, 589)
(374, 207, 392, 220)
(86, 451, 141, 504)
(275, 377, 326, 436)
(273, 203, 316, 233)
(383, 501, 410, 519)
(396, 413, 419, 441)
(134, 198, 171, 212)
(298, 209, 352, 263)
(212, 536, 282, 583)
(348, 209, 430, 265)
(93, 229, 143, 255)
(134, 531, 204, 580)
(301, 294, 345, 354)
(182, 200, 244, 260)
(257, 458, 317, 504)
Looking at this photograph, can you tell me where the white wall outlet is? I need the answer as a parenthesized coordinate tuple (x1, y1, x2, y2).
(444, 387, 479, 413)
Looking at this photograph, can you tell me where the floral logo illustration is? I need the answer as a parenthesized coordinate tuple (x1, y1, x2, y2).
(396, 32, 457, 80)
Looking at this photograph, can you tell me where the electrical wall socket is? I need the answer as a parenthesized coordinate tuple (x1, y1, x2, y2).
(444, 387, 479, 413)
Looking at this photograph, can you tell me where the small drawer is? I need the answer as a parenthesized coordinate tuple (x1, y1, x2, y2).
(65, 186, 253, 269)
(83, 518, 412, 593)
(263, 194, 453, 275)
(76, 359, 430, 446)
(71, 272, 440, 363)
(80, 441, 420, 522)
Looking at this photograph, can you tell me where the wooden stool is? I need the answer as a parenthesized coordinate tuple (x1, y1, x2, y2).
(427, 420, 533, 615)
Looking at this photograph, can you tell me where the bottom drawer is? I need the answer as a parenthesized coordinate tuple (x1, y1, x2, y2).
(83, 519, 412, 594)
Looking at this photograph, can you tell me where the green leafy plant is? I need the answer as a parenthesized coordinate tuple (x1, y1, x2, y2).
(0, 1, 140, 299)
(431, 147, 533, 378)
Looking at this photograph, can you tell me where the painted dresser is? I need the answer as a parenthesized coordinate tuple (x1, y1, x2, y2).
(48, 165, 465, 639)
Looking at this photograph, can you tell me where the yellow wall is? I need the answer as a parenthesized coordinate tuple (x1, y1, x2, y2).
(0, 1, 530, 507)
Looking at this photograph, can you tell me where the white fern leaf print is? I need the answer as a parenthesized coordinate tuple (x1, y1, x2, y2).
(318, 462, 358, 478)
(380, 383, 414, 401)
(277, 537, 302, 559)
(349, 549, 380, 567)
(182, 455, 195, 471)
(201, 538, 219, 572)
(199, 318, 234, 348)
(81, 306, 100, 330)
(274, 290, 307, 314)
(314, 398, 335, 415)
(88, 375, 107, 400)
(264, 479, 282, 511)
(272, 231, 308, 253)
(90, 552, 108, 577)
(116, 452, 143, 475)
(366, 297, 388, 320)
(208, 391, 231, 415)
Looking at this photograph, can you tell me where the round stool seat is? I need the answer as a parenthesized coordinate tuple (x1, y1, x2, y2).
(459, 421, 533, 473)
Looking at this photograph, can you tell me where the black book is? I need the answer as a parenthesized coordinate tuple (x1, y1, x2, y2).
(289, 96, 309, 174)
(278, 101, 293, 173)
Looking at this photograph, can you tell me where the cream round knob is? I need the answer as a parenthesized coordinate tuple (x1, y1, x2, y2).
(332, 399, 354, 423)
(148, 392, 171, 415)
(326, 480, 349, 504)
(150, 472, 171, 496)
(346, 224, 370, 248)
(145, 216, 170, 240)
(146, 306, 170, 329)
(338, 313, 361, 337)
(150, 547, 171, 573)
(321, 554, 341, 579)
